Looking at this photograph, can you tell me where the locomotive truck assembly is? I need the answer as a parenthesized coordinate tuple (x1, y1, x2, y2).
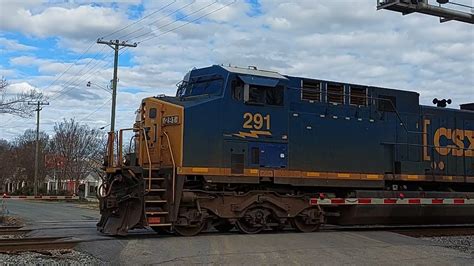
(97, 65, 474, 236)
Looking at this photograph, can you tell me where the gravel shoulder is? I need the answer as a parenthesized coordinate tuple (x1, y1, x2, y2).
(0, 249, 105, 265)
(423, 236, 474, 256)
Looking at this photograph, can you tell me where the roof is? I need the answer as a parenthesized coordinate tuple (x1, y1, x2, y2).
(219, 65, 288, 80)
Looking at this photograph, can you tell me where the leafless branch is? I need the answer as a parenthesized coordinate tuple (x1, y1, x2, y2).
(0, 76, 44, 118)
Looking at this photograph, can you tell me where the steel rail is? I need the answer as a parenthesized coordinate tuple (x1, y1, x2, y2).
(0, 229, 32, 236)
(0, 236, 68, 244)
(0, 226, 23, 230)
(0, 239, 80, 253)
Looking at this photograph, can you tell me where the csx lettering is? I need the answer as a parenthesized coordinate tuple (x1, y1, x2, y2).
(434, 128, 473, 157)
(243, 113, 271, 130)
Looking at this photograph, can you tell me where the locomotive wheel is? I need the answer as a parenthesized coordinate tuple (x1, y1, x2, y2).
(235, 219, 264, 234)
(214, 220, 234, 233)
(174, 221, 207, 237)
(235, 207, 272, 234)
(292, 216, 320, 232)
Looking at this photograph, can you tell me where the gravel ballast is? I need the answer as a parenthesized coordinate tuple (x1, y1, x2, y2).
(0, 249, 105, 265)
(423, 236, 474, 256)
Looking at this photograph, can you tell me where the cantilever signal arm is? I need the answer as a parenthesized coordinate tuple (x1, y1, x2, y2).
(377, 0, 474, 24)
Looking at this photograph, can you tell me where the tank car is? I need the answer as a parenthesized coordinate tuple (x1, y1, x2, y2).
(97, 65, 474, 236)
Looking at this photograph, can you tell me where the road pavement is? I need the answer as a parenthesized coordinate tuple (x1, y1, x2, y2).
(3, 199, 473, 265)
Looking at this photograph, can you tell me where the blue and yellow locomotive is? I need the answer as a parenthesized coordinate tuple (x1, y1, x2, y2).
(98, 65, 474, 236)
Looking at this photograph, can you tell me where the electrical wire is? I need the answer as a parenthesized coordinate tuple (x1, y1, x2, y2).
(78, 98, 112, 123)
(130, 0, 218, 42)
(118, 0, 197, 41)
(101, 0, 177, 39)
(137, 0, 236, 44)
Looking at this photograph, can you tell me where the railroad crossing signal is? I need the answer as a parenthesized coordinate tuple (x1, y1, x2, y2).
(377, 0, 474, 24)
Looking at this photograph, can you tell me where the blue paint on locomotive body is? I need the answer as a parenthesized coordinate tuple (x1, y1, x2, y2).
(170, 65, 473, 178)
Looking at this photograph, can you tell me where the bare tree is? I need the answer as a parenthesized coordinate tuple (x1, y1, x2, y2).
(0, 139, 12, 191)
(0, 76, 43, 117)
(50, 119, 105, 194)
(11, 130, 49, 192)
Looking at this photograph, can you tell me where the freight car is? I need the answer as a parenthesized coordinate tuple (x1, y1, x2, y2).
(97, 65, 474, 236)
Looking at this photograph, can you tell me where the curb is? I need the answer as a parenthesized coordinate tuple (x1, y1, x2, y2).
(2, 195, 79, 200)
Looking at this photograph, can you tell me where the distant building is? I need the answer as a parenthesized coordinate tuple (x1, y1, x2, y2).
(44, 172, 101, 199)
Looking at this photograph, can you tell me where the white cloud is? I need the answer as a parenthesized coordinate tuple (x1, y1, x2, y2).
(0, 3, 128, 40)
(5, 82, 39, 94)
(0, 37, 37, 51)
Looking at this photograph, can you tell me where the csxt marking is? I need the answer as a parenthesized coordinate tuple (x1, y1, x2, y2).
(434, 128, 474, 157)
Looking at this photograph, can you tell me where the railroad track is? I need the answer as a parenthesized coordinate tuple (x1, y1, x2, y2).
(0, 226, 32, 236)
(323, 224, 474, 238)
(389, 227, 474, 238)
(0, 236, 80, 253)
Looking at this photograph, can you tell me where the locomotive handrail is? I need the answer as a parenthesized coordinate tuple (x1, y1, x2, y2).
(381, 141, 474, 151)
(118, 128, 136, 166)
(382, 141, 473, 177)
(163, 131, 176, 204)
(289, 86, 424, 135)
(107, 131, 115, 167)
(141, 128, 153, 191)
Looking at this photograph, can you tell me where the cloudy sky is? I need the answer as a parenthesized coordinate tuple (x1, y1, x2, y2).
(0, 0, 473, 140)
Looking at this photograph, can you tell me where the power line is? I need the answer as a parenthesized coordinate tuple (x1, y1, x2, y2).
(118, 0, 197, 41)
(101, 0, 177, 39)
(49, 46, 110, 100)
(130, 0, 218, 42)
(45, 3, 176, 102)
(116, 0, 234, 56)
(50, 53, 114, 101)
(78, 98, 112, 123)
(41, 42, 96, 94)
(138, 0, 236, 44)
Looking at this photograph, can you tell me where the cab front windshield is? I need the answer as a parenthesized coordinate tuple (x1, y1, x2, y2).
(177, 76, 223, 98)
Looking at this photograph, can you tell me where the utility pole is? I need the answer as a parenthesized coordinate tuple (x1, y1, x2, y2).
(96, 39, 137, 133)
(28, 101, 49, 196)
(96, 39, 137, 166)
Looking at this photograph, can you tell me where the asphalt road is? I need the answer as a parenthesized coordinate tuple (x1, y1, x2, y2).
(3, 199, 473, 265)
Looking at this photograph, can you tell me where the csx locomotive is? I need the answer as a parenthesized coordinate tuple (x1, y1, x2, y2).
(97, 65, 474, 236)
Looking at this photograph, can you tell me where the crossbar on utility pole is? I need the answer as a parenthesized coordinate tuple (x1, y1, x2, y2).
(96, 39, 137, 167)
(28, 101, 49, 196)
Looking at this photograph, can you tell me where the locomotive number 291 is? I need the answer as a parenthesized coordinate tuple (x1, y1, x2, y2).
(243, 113, 270, 130)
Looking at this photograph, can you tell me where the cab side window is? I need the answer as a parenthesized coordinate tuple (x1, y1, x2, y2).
(232, 80, 244, 100)
(266, 86, 284, 106)
(248, 86, 265, 104)
(246, 85, 283, 106)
